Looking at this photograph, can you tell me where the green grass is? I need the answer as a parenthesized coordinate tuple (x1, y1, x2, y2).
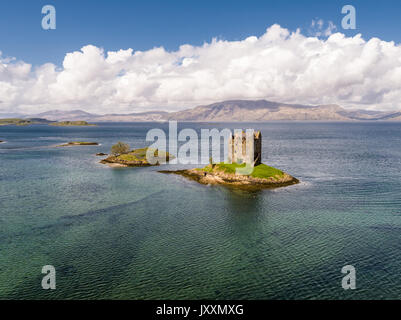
(51, 121, 95, 126)
(0, 118, 31, 126)
(115, 147, 174, 163)
(198, 163, 285, 179)
(250, 164, 285, 179)
(117, 154, 141, 162)
(130, 148, 149, 158)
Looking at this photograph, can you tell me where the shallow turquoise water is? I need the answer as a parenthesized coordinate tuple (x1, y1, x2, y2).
(1, 122, 401, 299)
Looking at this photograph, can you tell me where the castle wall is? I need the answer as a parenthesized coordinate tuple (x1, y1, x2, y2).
(228, 131, 262, 166)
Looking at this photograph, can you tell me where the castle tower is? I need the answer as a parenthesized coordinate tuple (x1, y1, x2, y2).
(228, 131, 262, 166)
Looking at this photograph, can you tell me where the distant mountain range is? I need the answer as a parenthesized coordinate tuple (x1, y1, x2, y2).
(9, 100, 401, 122)
(168, 100, 401, 121)
(27, 109, 169, 122)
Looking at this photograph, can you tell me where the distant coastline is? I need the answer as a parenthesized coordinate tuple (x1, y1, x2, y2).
(0, 118, 96, 127)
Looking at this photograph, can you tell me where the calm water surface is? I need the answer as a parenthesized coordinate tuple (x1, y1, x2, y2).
(1, 122, 401, 299)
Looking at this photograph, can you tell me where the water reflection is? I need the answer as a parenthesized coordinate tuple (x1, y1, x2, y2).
(220, 187, 266, 230)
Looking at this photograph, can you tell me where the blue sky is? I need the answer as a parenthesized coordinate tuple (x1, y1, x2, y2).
(1, 0, 400, 66)
(2, 0, 401, 114)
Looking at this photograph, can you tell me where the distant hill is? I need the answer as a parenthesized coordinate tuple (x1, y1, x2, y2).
(26, 110, 169, 122)
(17, 100, 401, 122)
(25, 118, 55, 124)
(93, 111, 169, 122)
(31, 110, 97, 122)
(167, 100, 401, 121)
(0, 113, 24, 118)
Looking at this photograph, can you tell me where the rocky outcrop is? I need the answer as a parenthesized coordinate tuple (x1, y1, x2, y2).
(159, 167, 299, 190)
(100, 147, 174, 168)
(100, 156, 154, 167)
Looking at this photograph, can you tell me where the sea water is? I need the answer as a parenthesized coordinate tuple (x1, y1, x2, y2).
(1, 122, 401, 299)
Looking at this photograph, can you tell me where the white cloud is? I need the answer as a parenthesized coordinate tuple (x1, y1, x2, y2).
(1, 24, 401, 114)
(310, 19, 337, 37)
(324, 21, 337, 37)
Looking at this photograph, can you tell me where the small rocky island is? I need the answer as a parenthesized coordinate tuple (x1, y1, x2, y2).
(160, 131, 299, 190)
(0, 118, 35, 126)
(57, 141, 99, 147)
(100, 142, 174, 167)
(50, 121, 96, 126)
(0, 118, 54, 126)
(160, 163, 298, 190)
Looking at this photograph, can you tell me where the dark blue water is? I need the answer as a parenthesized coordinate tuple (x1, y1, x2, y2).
(1, 122, 401, 299)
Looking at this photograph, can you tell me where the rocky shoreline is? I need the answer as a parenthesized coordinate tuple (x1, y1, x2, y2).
(57, 141, 99, 147)
(100, 156, 155, 167)
(159, 167, 299, 190)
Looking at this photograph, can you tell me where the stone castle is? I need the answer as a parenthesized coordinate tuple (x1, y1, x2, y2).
(228, 131, 262, 166)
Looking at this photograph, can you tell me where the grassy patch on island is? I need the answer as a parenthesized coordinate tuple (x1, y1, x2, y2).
(0, 118, 32, 126)
(117, 147, 173, 163)
(101, 147, 174, 167)
(197, 163, 285, 180)
(162, 162, 298, 189)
